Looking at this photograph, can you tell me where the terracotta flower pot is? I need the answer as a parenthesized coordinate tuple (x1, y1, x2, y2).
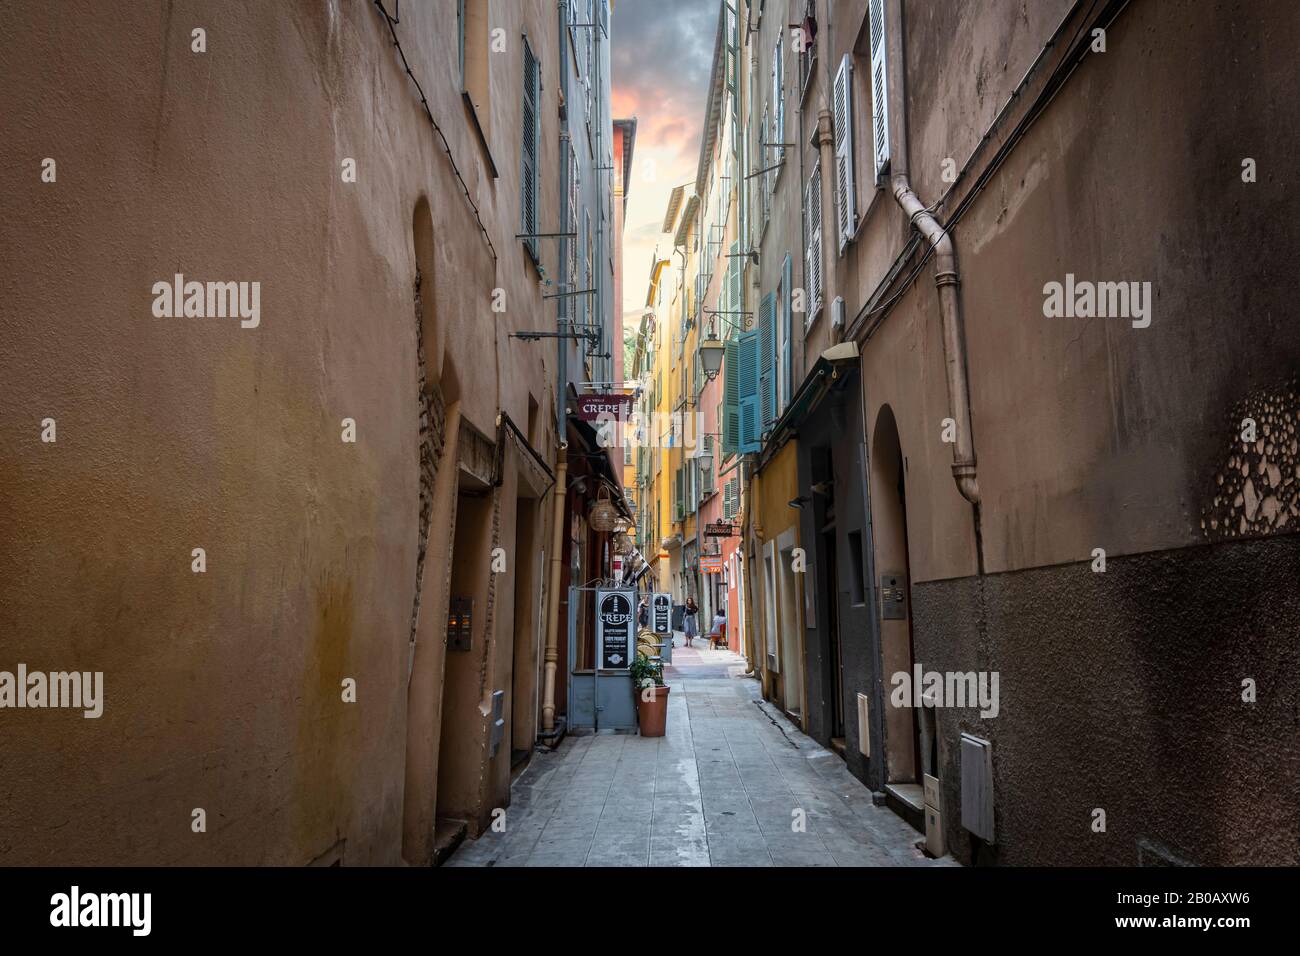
(635, 684, 671, 737)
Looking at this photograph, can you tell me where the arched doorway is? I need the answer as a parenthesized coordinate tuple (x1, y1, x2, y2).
(401, 197, 464, 864)
(869, 406, 921, 788)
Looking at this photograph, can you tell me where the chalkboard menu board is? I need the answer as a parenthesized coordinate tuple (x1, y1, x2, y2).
(651, 592, 672, 636)
(596, 589, 635, 669)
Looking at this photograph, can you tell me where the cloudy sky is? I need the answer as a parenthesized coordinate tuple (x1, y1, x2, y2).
(612, 0, 720, 331)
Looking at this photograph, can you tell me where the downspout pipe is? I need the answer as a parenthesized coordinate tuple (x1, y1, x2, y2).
(886, 0, 979, 506)
(541, 445, 567, 735)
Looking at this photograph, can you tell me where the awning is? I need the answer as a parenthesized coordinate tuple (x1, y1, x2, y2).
(757, 341, 859, 471)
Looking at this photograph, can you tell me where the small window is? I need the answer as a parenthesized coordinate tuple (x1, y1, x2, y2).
(520, 38, 541, 261)
(847, 530, 866, 606)
(459, 0, 491, 126)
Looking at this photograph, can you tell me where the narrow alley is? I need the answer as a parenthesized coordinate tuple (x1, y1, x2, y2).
(448, 644, 950, 867)
(2, 0, 1297, 904)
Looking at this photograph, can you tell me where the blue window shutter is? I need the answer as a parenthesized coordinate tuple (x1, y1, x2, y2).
(782, 255, 793, 412)
(759, 292, 776, 429)
(723, 337, 740, 455)
(738, 329, 761, 453)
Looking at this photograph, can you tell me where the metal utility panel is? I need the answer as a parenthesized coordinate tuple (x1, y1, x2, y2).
(879, 573, 907, 620)
(961, 733, 995, 843)
(856, 692, 870, 757)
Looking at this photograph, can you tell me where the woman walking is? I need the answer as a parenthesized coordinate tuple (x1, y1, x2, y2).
(682, 596, 699, 648)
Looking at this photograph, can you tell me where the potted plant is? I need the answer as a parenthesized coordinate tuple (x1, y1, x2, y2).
(629, 651, 669, 737)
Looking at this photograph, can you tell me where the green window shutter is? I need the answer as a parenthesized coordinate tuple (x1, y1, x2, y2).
(738, 328, 761, 453)
(723, 337, 740, 455)
(782, 255, 793, 414)
(759, 292, 776, 430)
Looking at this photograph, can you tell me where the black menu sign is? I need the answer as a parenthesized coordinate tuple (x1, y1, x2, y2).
(596, 589, 635, 669)
(651, 592, 672, 636)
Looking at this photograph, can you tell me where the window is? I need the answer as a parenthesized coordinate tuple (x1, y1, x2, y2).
(868, 0, 891, 182)
(772, 32, 785, 164)
(803, 163, 823, 326)
(757, 290, 776, 435)
(848, 530, 866, 605)
(584, 210, 593, 324)
(833, 54, 859, 249)
(459, 0, 490, 124)
(759, 106, 772, 228)
(520, 38, 541, 261)
(797, 0, 817, 94)
(780, 255, 792, 412)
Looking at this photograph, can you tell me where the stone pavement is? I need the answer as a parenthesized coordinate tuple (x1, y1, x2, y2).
(445, 642, 959, 867)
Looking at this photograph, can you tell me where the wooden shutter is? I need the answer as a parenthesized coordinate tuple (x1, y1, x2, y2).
(723, 337, 740, 454)
(833, 54, 858, 249)
(804, 164, 823, 322)
(758, 292, 776, 430)
(738, 329, 761, 453)
(521, 38, 540, 260)
(781, 257, 793, 412)
(868, 0, 890, 182)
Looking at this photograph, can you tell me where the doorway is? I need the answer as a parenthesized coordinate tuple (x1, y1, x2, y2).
(869, 406, 921, 790)
(509, 496, 540, 773)
(776, 527, 804, 721)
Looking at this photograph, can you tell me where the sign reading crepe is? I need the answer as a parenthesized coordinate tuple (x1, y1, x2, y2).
(651, 592, 672, 636)
(575, 393, 634, 421)
(596, 589, 635, 669)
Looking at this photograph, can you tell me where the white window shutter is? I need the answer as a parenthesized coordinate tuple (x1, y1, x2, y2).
(833, 54, 858, 250)
(805, 164, 822, 321)
(869, 0, 890, 183)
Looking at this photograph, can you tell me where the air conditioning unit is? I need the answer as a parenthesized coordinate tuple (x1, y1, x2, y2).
(830, 295, 845, 330)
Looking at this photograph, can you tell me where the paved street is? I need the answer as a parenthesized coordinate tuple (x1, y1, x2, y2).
(447, 643, 957, 867)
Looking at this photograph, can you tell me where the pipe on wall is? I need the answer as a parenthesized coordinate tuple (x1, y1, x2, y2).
(886, 0, 979, 507)
(540, 446, 568, 734)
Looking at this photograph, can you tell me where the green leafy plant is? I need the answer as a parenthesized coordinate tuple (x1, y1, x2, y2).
(628, 652, 664, 690)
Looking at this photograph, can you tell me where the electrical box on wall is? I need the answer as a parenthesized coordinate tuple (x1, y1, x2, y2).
(856, 693, 871, 756)
(447, 597, 473, 651)
(879, 573, 907, 620)
(925, 805, 947, 857)
(961, 733, 995, 843)
(923, 773, 941, 809)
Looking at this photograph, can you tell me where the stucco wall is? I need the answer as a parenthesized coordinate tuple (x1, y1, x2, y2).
(0, 0, 560, 865)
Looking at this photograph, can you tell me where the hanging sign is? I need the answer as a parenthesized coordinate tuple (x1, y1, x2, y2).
(700, 554, 725, 574)
(704, 521, 738, 538)
(596, 588, 635, 669)
(575, 393, 634, 421)
(651, 592, 672, 636)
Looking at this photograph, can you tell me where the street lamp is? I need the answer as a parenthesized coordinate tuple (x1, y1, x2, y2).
(699, 336, 724, 381)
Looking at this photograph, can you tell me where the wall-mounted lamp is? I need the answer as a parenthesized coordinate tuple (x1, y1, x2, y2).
(788, 496, 810, 510)
(699, 337, 725, 381)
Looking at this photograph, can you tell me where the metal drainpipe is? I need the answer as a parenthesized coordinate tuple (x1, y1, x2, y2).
(886, 0, 979, 507)
(541, 446, 567, 734)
